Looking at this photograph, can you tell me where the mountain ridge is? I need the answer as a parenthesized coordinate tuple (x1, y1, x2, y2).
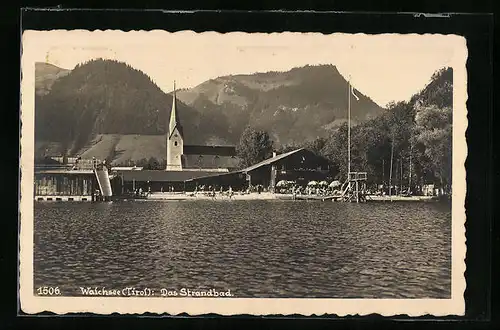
(34, 60, 387, 164)
(176, 63, 385, 146)
(35, 62, 71, 96)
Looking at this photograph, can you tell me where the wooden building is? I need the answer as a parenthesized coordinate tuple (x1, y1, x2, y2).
(184, 148, 335, 191)
(34, 169, 98, 201)
(242, 148, 334, 190)
(34, 170, 95, 196)
(115, 169, 238, 193)
(34, 161, 120, 201)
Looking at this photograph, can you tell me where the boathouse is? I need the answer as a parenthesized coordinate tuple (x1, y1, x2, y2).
(34, 159, 119, 201)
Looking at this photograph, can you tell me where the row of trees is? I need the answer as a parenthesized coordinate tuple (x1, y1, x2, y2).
(235, 67, 453, 193)
(318, 100, 452, 191)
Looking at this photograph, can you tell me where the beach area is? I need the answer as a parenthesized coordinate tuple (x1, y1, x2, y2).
(127, 192, 443, 202)
(132, 191, 280, 201)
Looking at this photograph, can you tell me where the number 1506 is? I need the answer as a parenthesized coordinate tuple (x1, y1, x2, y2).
(36, 287, 61, 295)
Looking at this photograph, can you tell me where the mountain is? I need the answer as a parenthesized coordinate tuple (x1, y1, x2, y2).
(35, 59, 232, 163)
(35, 62, 71, 96)
(177, 64, 385, 145)
(410, 67, 453, 108)
(34, 60, 384, 164)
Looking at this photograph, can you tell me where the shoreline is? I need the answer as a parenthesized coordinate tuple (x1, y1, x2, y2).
(120, 192, 445, 202)
(366, 195, 442, 202)
(139, 192, 279, 201)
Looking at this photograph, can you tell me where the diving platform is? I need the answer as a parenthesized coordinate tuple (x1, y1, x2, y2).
(340, 172, 368, 203)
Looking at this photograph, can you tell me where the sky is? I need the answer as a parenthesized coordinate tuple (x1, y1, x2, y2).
(23, 30, 464, 107)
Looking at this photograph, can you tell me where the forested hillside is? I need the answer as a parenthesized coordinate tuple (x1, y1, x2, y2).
(285, 67, 453, 191)
(35, 59, 224, 158)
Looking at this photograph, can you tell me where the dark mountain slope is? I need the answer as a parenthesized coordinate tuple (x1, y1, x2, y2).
(35, 59, 220, 156)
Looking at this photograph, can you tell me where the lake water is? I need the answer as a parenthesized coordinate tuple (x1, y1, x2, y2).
(34, 200, 451, 298)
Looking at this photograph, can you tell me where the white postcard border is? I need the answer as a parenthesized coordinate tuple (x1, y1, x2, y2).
(19, 30, 468, 316)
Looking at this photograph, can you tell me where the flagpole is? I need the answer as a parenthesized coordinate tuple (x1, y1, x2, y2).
(348, 76, 351, 179)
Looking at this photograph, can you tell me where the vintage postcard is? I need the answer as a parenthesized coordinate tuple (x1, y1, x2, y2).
(19, 30, 467, 316)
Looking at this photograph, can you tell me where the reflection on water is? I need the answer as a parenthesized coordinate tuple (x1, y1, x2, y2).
(34, 200, 451, 298)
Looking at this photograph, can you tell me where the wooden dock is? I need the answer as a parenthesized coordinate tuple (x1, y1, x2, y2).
(366, 195, 442, 202)
(293, 194, 343, 201)
(35, 195, 93, 202)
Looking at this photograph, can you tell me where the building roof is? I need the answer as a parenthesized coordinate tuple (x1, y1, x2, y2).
(111, 166, 143, 171)
(184, 170, 244, 182)
(181, 154, 240, 170)
(117, 170, 229, 182)
(241, 148, 306, 173)
(35, 169, 95, 175)
(183, 145, 237, 156)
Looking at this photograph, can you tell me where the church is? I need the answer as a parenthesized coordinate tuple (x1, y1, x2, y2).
(113, 82, 242, 192)
(165, 82, 240, 172)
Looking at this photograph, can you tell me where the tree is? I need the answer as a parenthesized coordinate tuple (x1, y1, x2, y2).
(275, 142, 301, 154)
(146, 157, 161, 170)
(135, 158, 149, 168)
(236, 126, 274, 168)
(321, 123, 349, 181)
(304, 137, 326, 155)
(414, 105, 452, 191)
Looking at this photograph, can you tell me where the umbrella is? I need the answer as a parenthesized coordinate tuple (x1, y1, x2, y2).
(319, 180, 328, 186)
(276, 180, 288, 187)
(329, 180, 341, 188)
(307, 181, 318, 186)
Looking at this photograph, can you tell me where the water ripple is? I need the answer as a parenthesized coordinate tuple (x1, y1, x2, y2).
(34, 200, 451, 298)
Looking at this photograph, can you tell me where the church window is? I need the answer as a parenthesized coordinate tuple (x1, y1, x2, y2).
(174, 141, 178, 146)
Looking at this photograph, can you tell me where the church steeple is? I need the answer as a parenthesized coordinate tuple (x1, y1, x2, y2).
(168, 80, 183, 139)
(166, 80, 184, 171)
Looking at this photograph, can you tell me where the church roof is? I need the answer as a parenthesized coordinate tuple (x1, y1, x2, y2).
(118, 169, 226, 182)
(183, 145, 237, 156)
(182, 154, 241, 170)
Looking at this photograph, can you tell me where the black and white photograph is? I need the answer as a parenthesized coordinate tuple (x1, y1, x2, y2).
(19, 29, 467, 316)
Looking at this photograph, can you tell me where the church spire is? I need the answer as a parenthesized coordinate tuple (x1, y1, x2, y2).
(168, 80, 183, 138)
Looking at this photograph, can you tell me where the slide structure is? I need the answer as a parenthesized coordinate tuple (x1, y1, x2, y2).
(94, 168, 113, 199)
